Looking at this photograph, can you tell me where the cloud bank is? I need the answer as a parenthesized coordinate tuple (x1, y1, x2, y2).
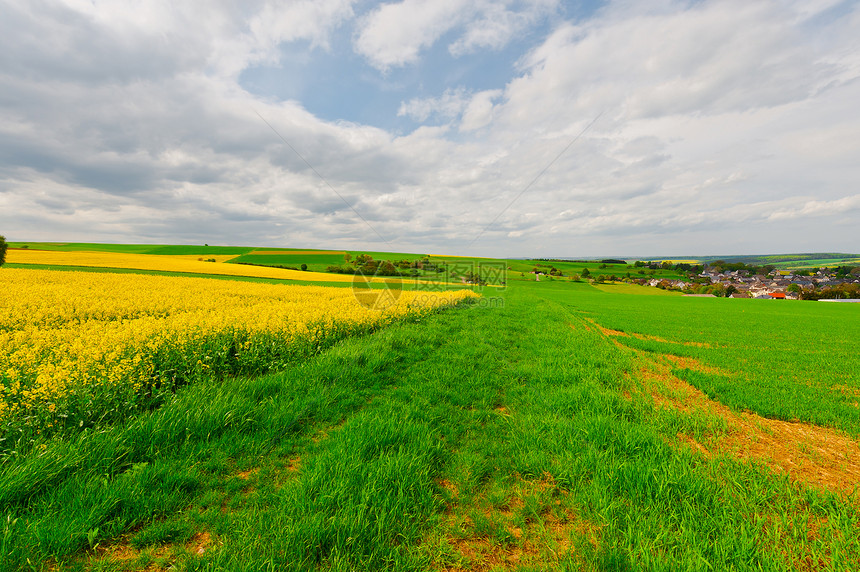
(1, 0, 858, 257)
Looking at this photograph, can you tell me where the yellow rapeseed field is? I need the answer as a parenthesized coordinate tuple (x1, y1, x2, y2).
(0, 268, 477, 444)
(8, 249, 385, 283)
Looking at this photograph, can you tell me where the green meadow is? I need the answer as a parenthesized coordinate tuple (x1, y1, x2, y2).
(695, 253, 860, 270)
(2, 246, 859, 571)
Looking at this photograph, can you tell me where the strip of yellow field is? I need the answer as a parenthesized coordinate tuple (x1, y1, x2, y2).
(167, 255, 240, 263)
(8, 249, 380, 283)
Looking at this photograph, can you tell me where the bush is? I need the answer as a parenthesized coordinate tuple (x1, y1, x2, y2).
(0, 235, 7, 267)
(327, 265, 348, 274)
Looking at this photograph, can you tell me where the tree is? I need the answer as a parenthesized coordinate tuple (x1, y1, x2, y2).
(0, 235, 6, 267)
(300, 263, 308, 271)
(581, 267, 591, 278)
(378, 260, 398, 276)
(344, 252, 352, 263)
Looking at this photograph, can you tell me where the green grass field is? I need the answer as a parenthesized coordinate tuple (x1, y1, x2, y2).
(226, 252, 347, 271)
(2, 246, 859, 571)
(695, 253, 860, 269)
(8, 242, 257, 256)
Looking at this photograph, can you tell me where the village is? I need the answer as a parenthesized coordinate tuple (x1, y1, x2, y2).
(528, 259, 860, 300)
(643, 266, 860, 300)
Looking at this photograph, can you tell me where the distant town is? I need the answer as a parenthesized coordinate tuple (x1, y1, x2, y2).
(632, 261, 860, 300)
(530, 259, 860, 300)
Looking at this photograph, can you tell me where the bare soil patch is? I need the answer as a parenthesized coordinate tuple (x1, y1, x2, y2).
(582, 318, 628, 337)
(186, 531, 212, 556)
(640, 354, 860, 497)
(436, 473, 599, 571)
(587, 319, 860, 498)
(661, 353, 731, 376)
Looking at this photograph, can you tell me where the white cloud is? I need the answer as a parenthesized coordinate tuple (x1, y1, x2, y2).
(460, 89, 502, 131)
(768, 195, 860, 221)
(449, 0, 557, 56)
(354, 0, 470, 70)
(246, 0, 356, 63)
(506, 1, 840, 128)
(354, 0, 558, 70)
(397, 88, 471, 122)
(397, 88, 501, 130)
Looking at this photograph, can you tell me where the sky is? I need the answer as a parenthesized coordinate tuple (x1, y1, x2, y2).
(1, 0, 858, 258)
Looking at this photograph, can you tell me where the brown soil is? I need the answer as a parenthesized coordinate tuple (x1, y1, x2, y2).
(79, 535, 177, 572)
(582, 313, 860, 499)
(286, 456, 301, 472)
(237, 467, 258, 480)
(437, 473, 599, 571)
(312, 418, 347, 443)
(631, 332, 669, 343)
(599, 326, 715, 348)
(186, 531, 212, 556)
(636, 352, 860, 497)
(583, 318, 627, 337)
(660, 354, 730, 376)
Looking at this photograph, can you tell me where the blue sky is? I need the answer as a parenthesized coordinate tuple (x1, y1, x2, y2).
(1, 0, 858, 257)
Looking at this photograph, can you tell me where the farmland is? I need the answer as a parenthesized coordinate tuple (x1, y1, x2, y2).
(7, 242, 692, 284)
(0, 268, 476, 455)
(1, 246, 859, 571)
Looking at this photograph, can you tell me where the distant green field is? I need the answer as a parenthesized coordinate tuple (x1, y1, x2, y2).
(8, 242, 255, 256)
(533, 280, 860, 435)
(506, 259, 687, 281)
(591, 282, 683, 296)
(770, 257, 860, 269)
(9, 242, 165, 253)
(352, 250, 427, 261)
(228, 252, 346, 270)
(696, 252, 860, 268)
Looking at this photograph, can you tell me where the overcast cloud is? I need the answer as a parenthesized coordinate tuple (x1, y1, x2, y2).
(1, 0, 858, 257)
